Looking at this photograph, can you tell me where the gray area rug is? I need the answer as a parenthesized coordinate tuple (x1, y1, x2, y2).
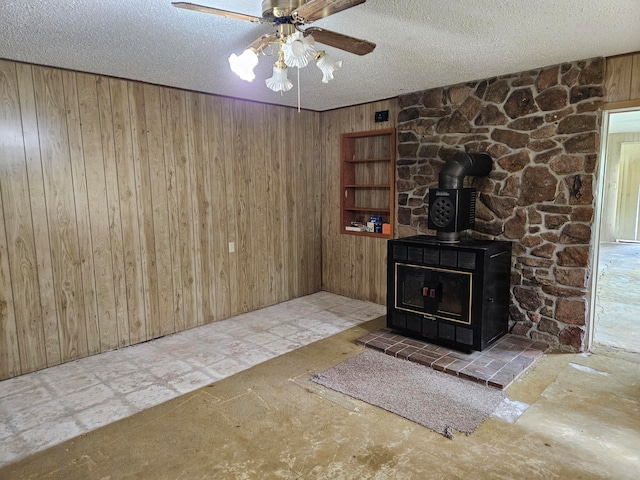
(312, 349, 506, 438)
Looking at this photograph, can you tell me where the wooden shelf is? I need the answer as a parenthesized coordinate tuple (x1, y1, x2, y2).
(344, 157, 391, 163)
(344, 184, 390, 189)
(340, 128, 395, 239)
(341, 230, 390, 239)
(344, 207, 391, 212)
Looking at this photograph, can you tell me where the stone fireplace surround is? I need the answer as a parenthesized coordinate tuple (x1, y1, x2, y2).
(395, 57, 604, 352)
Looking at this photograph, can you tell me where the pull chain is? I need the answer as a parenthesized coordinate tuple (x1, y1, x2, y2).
(297, 67, 301, 112)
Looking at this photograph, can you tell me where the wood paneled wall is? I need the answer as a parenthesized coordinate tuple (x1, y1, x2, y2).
(320, 99, 399, 305)
(605, 51, 640, 105)
(3, 50, 637, 379)
(0, 59, 321, 380)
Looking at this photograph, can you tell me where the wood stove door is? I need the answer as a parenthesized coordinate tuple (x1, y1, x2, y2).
(434, 270, 471, 324)
(395, 264, 440, 315)
(395, 264, 429, 311)
(395, 263, 472, 324)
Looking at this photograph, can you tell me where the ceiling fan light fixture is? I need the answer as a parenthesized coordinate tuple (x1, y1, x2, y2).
(282, 31, 316, 68)
(228, 48, 259, 82)
(177, 0, 376, 96)
(315, 50, 342, 83)
(265, 61, 293, 93)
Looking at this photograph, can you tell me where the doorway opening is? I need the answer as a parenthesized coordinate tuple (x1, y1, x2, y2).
(591, 107, 640, 353)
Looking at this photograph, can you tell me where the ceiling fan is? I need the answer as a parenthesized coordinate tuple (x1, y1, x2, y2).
(172, 0, 376, 94)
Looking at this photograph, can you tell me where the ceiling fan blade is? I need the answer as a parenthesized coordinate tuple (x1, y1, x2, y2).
(304, 27, 375, 56)
(172, 2, 263, 23)
(293, 0, 366, 24)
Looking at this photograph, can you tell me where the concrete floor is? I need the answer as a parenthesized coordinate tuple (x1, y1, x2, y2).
(594, 242, 640, 352)
(1, 316, 639, 479)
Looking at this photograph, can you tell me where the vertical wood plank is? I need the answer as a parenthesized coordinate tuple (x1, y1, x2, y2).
(305, 109, 319, 294)
(160, 87, 184, 332)
(284, 108, 299, 297)
(96, 76, 130, 348)
(169, 88, 198, 329)
(128, 81, 157, 342)
(320, 108, 336, 294)
(187, 92, 213, 325)
(144, 84, 175, 336)
(15, 62, 63, 366)
(184, 93, 204, 327)
(274, 106, 288, 302)
(33, 65, 88, 362)
(293, 109, 306, 296)
(110, 77, 146, 345)
(207, 96, 231, 319)
(0, 62, 22, 378)
(76, 72, 119, 351)
(0, 192, 21, 378)
(249, 102, 268, 308)
(265, 105, 282, 302)
(308, 110, 320, 292)
(220, 98, 239, 316)
(605, 55, 633, 103)
(240, 102, 254, 311)
(61, 70, 101, 356)
(0, 61, 47, 373)
(310, 111, 322, 292)
(631, 53, 640, 101)
(219, 98, 240, 315)
(341, 108, 356, 299)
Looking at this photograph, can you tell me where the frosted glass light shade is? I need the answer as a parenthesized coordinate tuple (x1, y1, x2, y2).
(228, 49, 259, 82)
(265, 65, 293, 93)
(282, 31, 316, 68)
(315, 51, 342, 83)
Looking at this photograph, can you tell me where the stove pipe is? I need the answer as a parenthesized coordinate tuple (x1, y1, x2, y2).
(438, 152, 493, 189)
(428, 152, 493, 243)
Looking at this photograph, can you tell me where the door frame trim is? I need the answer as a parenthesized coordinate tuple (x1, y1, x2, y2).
(588, 105, 640, 350)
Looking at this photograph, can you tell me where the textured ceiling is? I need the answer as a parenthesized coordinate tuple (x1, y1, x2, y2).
(1, 0, 639, 111)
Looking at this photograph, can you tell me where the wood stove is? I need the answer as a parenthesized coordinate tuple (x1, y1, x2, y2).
(387, 236, 511, 352)
(387, 152, 511, 352)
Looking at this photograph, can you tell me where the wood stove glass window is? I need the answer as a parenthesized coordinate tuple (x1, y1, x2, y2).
(399, 268, 426, 309)
(395, 263, 472, 324)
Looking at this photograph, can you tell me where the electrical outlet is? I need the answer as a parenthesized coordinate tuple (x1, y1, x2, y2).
(374, 110, 389, 122)
(228, 242, 235, 253)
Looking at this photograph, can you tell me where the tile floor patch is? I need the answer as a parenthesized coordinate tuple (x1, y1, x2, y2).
(19, 418, 84, 451)
(357, 329, 547, 390)
(492, 398, 530, 423)
(0, 292, 385, 467)
(125, 384, 178, 410)
(74, 398, 136, 430)
(568, 363, 610, 376)
(7, 400, 69, 432)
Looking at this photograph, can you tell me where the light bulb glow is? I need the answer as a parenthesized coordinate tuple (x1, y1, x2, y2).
(228, 49, 259, 82)
(282, 31, 316, 68)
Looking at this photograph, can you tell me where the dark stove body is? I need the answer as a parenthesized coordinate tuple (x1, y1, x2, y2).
(387, 235, 512, 352)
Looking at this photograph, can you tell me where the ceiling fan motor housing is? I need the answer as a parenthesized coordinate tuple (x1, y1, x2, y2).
(262, 0, 305, 20)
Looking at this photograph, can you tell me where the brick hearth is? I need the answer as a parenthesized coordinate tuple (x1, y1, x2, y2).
(357, 329, 547, 389)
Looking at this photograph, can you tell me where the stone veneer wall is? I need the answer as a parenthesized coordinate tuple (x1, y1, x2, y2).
(396, 57, 604, 352)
